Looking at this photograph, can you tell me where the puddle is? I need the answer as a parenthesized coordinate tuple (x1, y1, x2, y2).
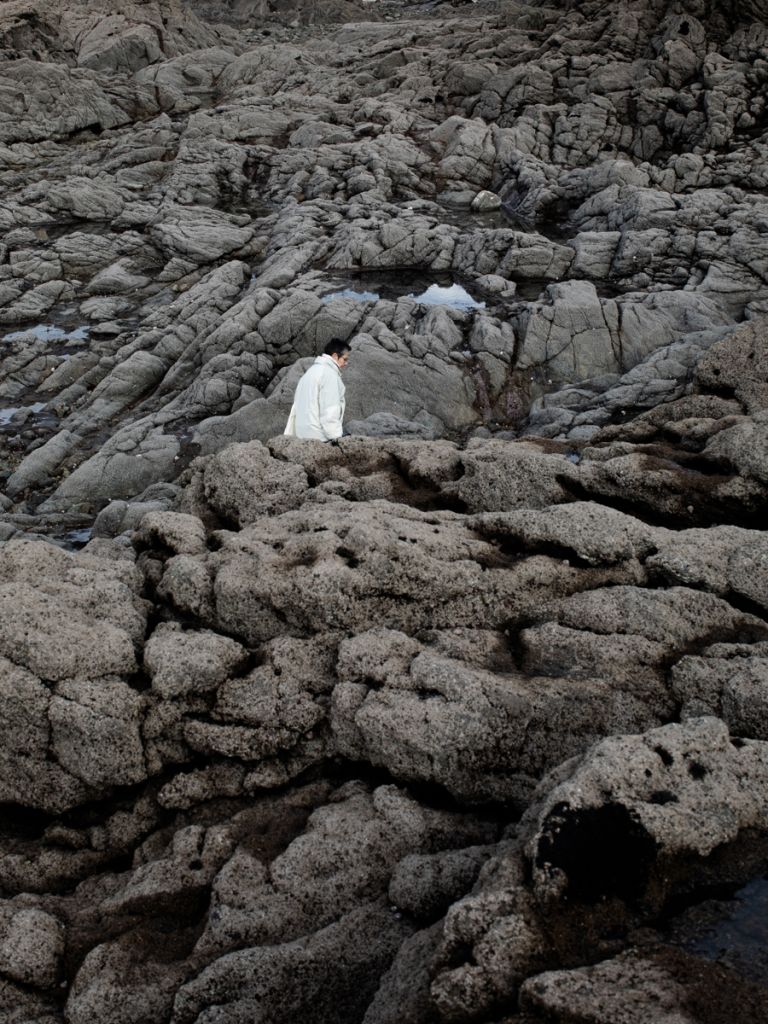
(322, 288, 380, 304)
(411, 283, 485, 309)
(3, 324, 90, 344)
(0, 403, 46, 426)
(670, 878, 768, 985)
(55, 527, 93, 550)
(320, 273, 485, 310)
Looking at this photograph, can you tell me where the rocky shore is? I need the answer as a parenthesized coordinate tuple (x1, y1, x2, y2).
(1, 0, 768, 1021)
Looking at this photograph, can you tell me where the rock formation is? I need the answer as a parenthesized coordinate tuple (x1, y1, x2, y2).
(1, 0, 768, 1020)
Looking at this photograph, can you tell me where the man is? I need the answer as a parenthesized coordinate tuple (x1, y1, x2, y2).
(284, 338, 350, 441)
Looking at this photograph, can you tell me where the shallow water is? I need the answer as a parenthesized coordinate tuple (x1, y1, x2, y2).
(55, 527, 93, 550)
(0, 402, 46, 426)
(321, 288, 380, 303)
(320, 272, 485, 310)
(411, 282, 485, 309)
(675, 878, 768, 984)
(2, 324, 89, 343)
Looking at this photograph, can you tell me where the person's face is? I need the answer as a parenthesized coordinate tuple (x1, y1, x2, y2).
(332, 350, 350, 370)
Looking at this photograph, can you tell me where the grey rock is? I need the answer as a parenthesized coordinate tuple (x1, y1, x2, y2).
(144, 622, 247, 699)
(0, 906, 64, 990)
(346, 412, 439, 439)
(203, 440, 309, 524)
(49, 677, 146, 789)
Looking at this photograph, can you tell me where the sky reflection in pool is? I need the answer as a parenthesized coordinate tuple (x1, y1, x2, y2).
(57, 528, 93, 549)
(321, 282, 484, 310)
(411, 283, 485, 309)
(322, 289, 380, 303)
(3, 324, 89, 343)
(0, 402, 46, 426)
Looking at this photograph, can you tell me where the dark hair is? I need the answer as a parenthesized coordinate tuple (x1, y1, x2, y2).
(324, 338, 351, 358)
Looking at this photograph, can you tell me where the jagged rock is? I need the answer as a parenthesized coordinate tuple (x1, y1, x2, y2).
(3, 1, 768, 1021)
(49, 677, 146, 789)
(144, 622, 247, 698)
(202, 440, 310, 524)
(520, 947, 768, 1024)
(388, 847, 494, 922)
(0, 538, 145, 679)
(0, 905, 64, 990)
(197, 498, 638, 648)
(429, 718, 768, 1022)
(192, 782, 494, 963)
(136, 511, 207, 555)
(171, 902, 411, 1024)
(65, 930, 193, 1024)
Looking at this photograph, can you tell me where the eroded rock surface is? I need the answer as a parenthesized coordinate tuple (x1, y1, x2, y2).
(2, 0, 768, 1022)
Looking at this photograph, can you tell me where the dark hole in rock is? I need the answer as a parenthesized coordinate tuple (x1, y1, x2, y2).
(535, 801, 659, 904)
(688, 761, 708, 780)
(680, 20, 690, 34)
(732, 737, 747, 749)
(273, 666, 283, 676)
(336, 545, 360, 567)
(655, 745, 675, 766)
(650, 790, 679, 805)
(188, 859, 203, 871)
(286, 551, 318, 568)
(0, 803, 52, 840)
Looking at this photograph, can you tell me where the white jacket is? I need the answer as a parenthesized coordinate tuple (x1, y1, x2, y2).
(284, 354, 346, 441)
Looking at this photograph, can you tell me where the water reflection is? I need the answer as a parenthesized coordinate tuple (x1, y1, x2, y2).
(682, 878, 768, 984)
(3, 324, 89, 343)
(56, 528, 93, 549)
(321, 280, 484, 310)
(0, 402, 46, 426)
(411, 283, 485, 310)
(321, 289, 380, 303)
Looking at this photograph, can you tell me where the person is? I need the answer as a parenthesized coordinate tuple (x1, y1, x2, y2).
(284, 338, 350, 441)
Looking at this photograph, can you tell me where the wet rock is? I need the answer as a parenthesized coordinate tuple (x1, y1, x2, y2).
(171, 902, 411, 1024)
(696, 319, 768, 414)
(3, 0, 768, 1020)
(41, 426, 181, 512)
(347, 412, 439, 439)
(442, 440, 579, 512)
(521, 947, 768, 1024)
(430, 718, 768, 1022)
(471, 191, 502, 212)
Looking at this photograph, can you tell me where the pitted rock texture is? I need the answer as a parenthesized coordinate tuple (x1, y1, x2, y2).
(3, 1, 768, 1023)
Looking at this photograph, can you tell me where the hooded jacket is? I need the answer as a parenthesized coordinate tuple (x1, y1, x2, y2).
(284, 354, 346, 440)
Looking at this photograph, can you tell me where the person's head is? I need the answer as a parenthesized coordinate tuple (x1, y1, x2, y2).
(324, 338, 351, 369)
